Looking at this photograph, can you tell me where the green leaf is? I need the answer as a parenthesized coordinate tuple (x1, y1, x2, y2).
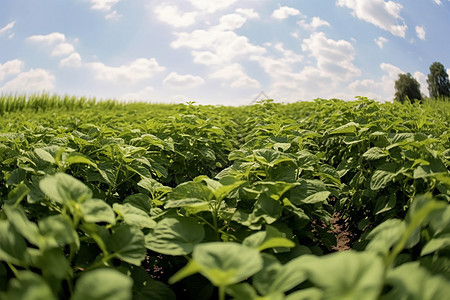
(421, 234, 450, 256)
(253, 149, 293, 167)
(0, 220, 28, 265)
(137, 178, 171, 200)
(363, 147, 388, 160)
(370, 163, 399, 190)
(300, 251, 384, 300)
(38, 214, 79, 249)
(113, 203, 156, 229)
(285, 288, 323, 300)
(65, 153, 97, 168)
(384, 262, 450, 300)
(413, 158, 448, 179)
(3, 205, 40, 246)
(107, 224, 146, 265)
(35, 147, 56, 164)
(81, 199, 116, 224)
(39, 173, 92, 204)
(124, 193, 152, 212)
(37, 248, 71, 280)
(290, 179, 330, 205)
(6, 183, 29, 205)
(329, 122, 359, 135)
(253, 254, 308, 296)
(169, 242, 263, 287)
(366, 219, 405, 256)
(72, 268, 133, 300)
(4, 271, 56, 300)
(145, 217, 204, 256)
(243, 225, 295, 252)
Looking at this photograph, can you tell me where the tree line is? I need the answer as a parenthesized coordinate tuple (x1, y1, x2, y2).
(394, 62, 450, 103)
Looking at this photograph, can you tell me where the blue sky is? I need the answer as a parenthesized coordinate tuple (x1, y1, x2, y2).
(1, 0, 449, 105)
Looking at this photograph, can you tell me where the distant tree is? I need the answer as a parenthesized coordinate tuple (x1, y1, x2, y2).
(394, 73, 422, 103)
(427, 62, 450, 98)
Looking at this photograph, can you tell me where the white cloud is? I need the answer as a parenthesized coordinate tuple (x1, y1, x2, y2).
(415, 26, 426, 40)
(235, 8, 259, 19)
(210, 63, 260, 89)
(336, 0, 407, 37)
(51, 43, 76, 57)
(298, 17, 331, 31)
(155, 5, 198, 27)
(89, 0, 120, 11)
(163, 72, 205, 88)
(89, 58, 165, 83)
(0, 21, 15, 39)
(1, 69, 55, 93)
(413, 71, 428, 96)
(187, 0, 238, 13)
(272, 6, 302, 19)
(217, 14, 247, 30)
(60, 53, 82, 67)
(120, 86, 155, 101)
(105, 10, 122, 20)
(172, 17, 266, 66)
(27, 32, 66, 44)
(349, 63, 403, 101)
(433, 0, 442, 4)
(301, 32, 360, 80)
(0, 59, 24, 81)
(374, 36, 388, 48)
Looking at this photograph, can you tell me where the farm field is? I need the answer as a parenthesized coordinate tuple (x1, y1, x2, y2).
(0, 94, 449, 300)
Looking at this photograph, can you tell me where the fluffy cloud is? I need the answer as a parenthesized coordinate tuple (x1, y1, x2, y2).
(27, 32, 66, 44)
(163, 72, 205, 88)
(120, 86, 155, 101)
(155, 5, 198, 27)
(298, 17, 331, 31)
(433, 0, 441, 4)
(301, 32, 360, 80)
(89, 58, 165, 83)
(272, 6, 302, 19)
(51, 43, 76, 57)
(89, 0, 120, 11)
(88, 0, 122, 20)
(187, 0, 238, 13)
(348, 63, 403, 101)
(0, 21, 15, 39)
(413, 71, 428, 96)
(210, 63, 260, 89)
(171, 14, 266, 66)
(415, 26, 426, 40)
(1, 69, 55, 93)
(235, 8, 259, 19)
(0, 59, 24, 81)
(60, 53, 82, 68)
(336, 0, 407, 37)
(374, 36, 388, 48)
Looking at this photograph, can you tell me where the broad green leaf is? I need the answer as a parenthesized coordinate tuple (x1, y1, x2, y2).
(253, 149, 293, 167)
(3, 205, 40, 246)
(81, 199, 116, 224)
(300, 251, 384, 300)
(363, 147, 388, 160)
(129, 266, 176, 300)
(6, 183, 29, 205)
(413, 158, 448, 179)
(285, 288, 323, 300)
(370, 163, 398, 190)
(64, 153, 97, 168)
(366, 219, 405, 255)
(35, 147, 56, 164)
(290, 179, 330, 205)
(329, 121, 359, 135)
(0, 220, 28, 265)
(384, 262, 450, 300)
(72, 268, 133, 300)
(4, 271, 56, 300)
(243, 225, 295, 252)
(107, 224, 146, 265)
(37, 248, 71, 280)
(137, 178, 171, 200)
(145, 217, 204, 256)
(113, 203, 156, 228)
(421, 234, 450, 256)
(170, 242, 263, 287)
(38, 214, 79, 249)
(253, 254, 308, 296)
(124, 193, 152, 213)
(39, 173, 92, 204)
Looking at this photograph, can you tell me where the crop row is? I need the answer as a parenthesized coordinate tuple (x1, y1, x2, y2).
(0, 96, 449, 299)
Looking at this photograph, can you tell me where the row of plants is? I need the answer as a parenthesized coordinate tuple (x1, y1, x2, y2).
(0, 96, 449, 299)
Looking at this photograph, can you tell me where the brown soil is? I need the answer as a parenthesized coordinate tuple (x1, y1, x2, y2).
(330, 211, 358, 251)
